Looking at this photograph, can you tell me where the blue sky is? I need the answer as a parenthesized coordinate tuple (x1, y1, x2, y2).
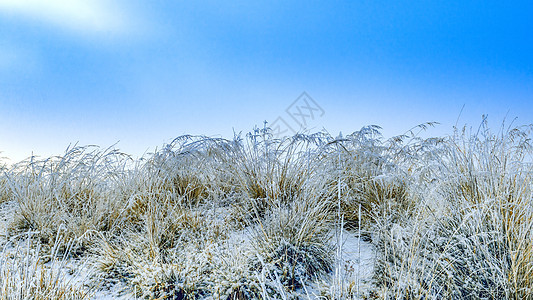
(1, 1, 532, 162)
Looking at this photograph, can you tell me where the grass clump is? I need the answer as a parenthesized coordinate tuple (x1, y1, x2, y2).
(249, 194, 334, 291)
(0, 234, 93, 299)
(372, 121, 533, 299)
(4, 145, 131, 247)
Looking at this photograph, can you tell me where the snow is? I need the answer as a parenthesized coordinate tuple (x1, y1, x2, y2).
(0, 200, 16, 242)
(338, 229, 375, 297)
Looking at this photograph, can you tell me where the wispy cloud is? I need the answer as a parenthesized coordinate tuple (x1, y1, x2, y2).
(0, 0, 133, 35)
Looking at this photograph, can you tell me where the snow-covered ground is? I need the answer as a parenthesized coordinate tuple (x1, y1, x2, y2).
(0, 200, 16, 244)
(337, 229, 375, 297)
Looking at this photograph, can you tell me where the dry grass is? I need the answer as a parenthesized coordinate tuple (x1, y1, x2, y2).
(4, 145, 132, 247)
(0, 233, 93, 299)
(372, 121, 533, 299)
(1, 121, 532, 299)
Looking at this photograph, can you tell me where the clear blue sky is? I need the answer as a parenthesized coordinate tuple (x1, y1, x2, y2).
(1, 1, 532, 162)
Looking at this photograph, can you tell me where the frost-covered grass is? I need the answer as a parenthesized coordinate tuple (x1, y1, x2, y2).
(0, 233, 93, 299)
(0, 120, 532, 299)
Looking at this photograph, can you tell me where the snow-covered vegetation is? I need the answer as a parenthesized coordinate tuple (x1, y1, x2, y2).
(1, 120, 532, 299)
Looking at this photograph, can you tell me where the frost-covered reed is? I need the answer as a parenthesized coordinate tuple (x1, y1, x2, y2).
(0, 120, 531, 299)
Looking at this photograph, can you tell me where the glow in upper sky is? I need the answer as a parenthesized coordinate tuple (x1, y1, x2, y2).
(0, 0, 129, 34)
(1, 1, 532, 163)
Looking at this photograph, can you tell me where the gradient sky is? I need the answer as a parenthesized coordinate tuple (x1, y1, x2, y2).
(1, 1, 532, 162)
